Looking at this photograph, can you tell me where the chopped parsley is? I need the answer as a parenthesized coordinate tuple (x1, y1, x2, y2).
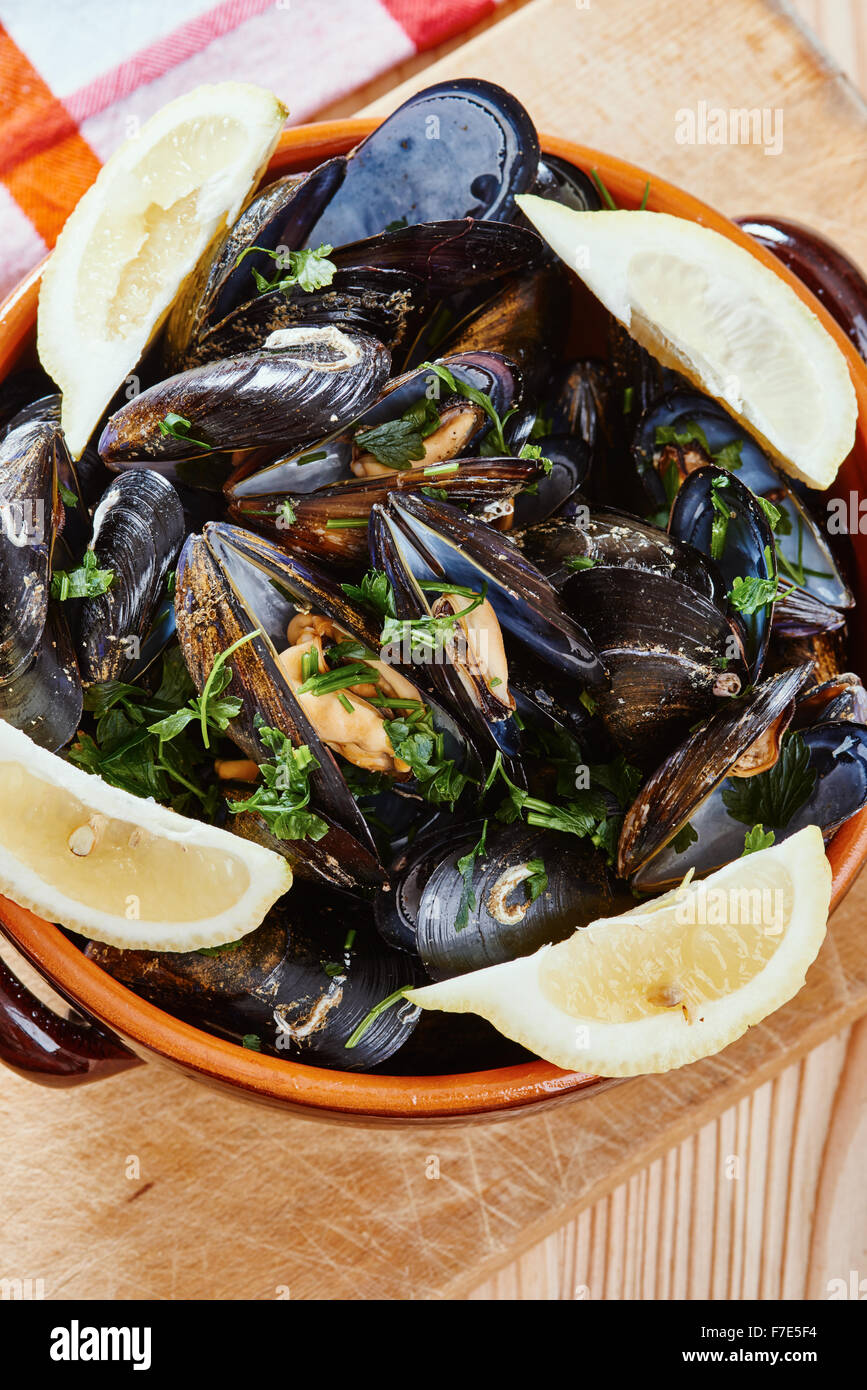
(455, 820, 488, 930)
(710, 474, 733, 561)
(380, 584, 487, 660)
(383, 709, 474, 807)
(51, 549, 114, 601)
(670, 821, 698, 855)
(340, 569, 396, 621)
(227, 724, 328, 842)
(419, 360, 516, 456)
(742, 824, 775, 855)
(236, 242, 337, 295)
(564, 555, 596, 571)
(721, 732, 816, 829)
(727, 547, 783, 615)
(355, 397, 441, 469)
(157, 412, 213, 451)
(58, 480, 78, 508)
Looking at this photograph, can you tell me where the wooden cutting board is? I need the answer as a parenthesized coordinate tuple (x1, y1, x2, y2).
(2, 0, 867, 1302)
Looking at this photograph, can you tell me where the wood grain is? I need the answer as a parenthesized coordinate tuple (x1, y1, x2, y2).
(2, 0, 867, 1302)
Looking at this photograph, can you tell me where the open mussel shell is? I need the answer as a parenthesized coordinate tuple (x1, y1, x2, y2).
(85, 887, 423, 1071)
(383, 820, 612, 981)
(0, 416, 61, 679)
(633, 388, 854, 611)
(99, 327, 391, 468)
(562, 565, 748, 764)
(224, 349, 522, 508)
(230, 456, 541, 567)
(302, 79, 540, 248)
(373, 492, 605, 687)
(418, 264, 569, 392)
(76, 471, 185, 684)
(792, 673, 867, 727)
(631, 721, 867, 893)
(520, 505, 724, 601)
(186, 220, 541, 367)
(503, 434, 591, 530)
(175, 524, 385, 890)
(772, 588, 847, 638)
(618, 664, 814, 881)
(669, 464, 776, 681)
(164, 161, 347, 370)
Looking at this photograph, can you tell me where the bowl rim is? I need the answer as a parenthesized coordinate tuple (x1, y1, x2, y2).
(1, 117, 866, 1121)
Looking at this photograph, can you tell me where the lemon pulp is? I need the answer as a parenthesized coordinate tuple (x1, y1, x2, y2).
(539, 862, 794, 1024)
(0, 762, 250, 920)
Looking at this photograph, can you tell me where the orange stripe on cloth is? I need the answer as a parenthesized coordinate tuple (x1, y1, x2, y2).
(0, 24, 101, 247)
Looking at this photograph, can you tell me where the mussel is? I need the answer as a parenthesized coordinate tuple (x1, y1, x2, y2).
(376, 819, 612, 979)
(86, 886, 422, 1070)
(76, 470, 185, 684)
(99, 326, 391, 469)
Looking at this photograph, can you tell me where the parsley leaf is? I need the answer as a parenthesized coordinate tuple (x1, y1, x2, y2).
(227, 725, 328, 842)
(721, 732, 816, 828)
(157, 412, 213, 451)
(524, 857, 548, 902)
(340, 569, 396, 620)
(742, 824, 775, 855)
(383, 711, 474, 807)
(51, 549, 114, 601)
(670, 821, 698, 855)
(236, 243, 337, 295)
(455, 820, 488, 930)
(419, 360, 516, 455)
(355, 397, 441, 470)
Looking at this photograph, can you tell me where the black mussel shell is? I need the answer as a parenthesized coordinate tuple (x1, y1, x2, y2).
(772, 588, 847, 638)
(230, 456, 541, 568)
(387, 820, 612, 981)
(520, 506, 724, 602)
(792, 674, 867, 727)
(85, 888, 423, 1071)
(374, 818, 458, 953)
(618, 664, 814, 880)
(76, 471, 185, 684)
(99, 328, 391, 467)
(506, 434, 591, 530)
(373, 492, 605, 687)
(0, 417, 60, 680)
(302, 80, 540, 247)
(633, 387, 853, 611)
(164, 161, 347, 369)
(0, 602, 82, 751)
(0, 367, 55, 436)
(631, 721, 867, 892)
(174, 525, 385, 890)
(562, 565, 748, 763)
(184, 220, 542, 368)
(736, 216, 867, 365)
(530, 155, 601, 213)
(669, 464, 776, 681)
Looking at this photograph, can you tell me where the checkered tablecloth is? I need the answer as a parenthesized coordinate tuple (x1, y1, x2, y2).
(0, 0, 499, 299)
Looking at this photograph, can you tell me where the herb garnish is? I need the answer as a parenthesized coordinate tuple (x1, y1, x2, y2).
(419, 360, 516, 456)
(742, 824, 775, 855)
(727, 547, 783, 615)
(355, 397, 441, 469)
(227, 724, 328, 842)
(58, 481, 78, 508)
(383, 710, 474, 806)
(345, 986, 415, 1050)
(721, 732, 816, 828)
(51, 549, 114, 601)
(710, 474, 733, 560)
(455, 820, 488, 930)
(157, 412, 213, 451)
(340, 569, 396, 620)
(380, 584, 487, 660)
(235, 243, 337, 295)
(564, 555, 596, 571)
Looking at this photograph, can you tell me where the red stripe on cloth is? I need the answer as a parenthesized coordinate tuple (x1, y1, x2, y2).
(381, 0, 495, 51)
(64, 0, 278, 125)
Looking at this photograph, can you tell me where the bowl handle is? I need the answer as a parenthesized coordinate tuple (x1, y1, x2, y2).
(0, 955, 142, 1087)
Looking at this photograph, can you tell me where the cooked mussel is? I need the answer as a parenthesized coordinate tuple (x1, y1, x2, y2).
(669, 464, 776, 680)
(302, 79, 540, 248)
(618, 664, 813, 882)
(99, 326, 391, 469)
(0, 412, 82, 748)
(85, 886, 422, 1070)
(376, 819, 612, 979)
(562, 564, 747, 763)
(76, 470, 185, 683)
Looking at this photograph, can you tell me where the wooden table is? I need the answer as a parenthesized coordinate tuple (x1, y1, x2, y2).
(2, 0, 866, 1301)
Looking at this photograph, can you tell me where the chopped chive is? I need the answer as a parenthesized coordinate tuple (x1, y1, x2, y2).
(297, 662, 373, 697)
(297, 450, 328, 465)
(325, 517, 368, 530)
(623, 386, 634, 414)
(345, 986, 414, 1050)
(423, 462, 460, 477)
(639, 180, 651, 210)
(364, 695, 424, 708)
(590, 168, 618, 210)
(416, 580, 482, 598)
(337, 692, 355, 714)
(344, 928, 357, 951)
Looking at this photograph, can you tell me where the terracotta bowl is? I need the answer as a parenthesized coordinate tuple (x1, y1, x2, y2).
(1, 120, 866, 1124)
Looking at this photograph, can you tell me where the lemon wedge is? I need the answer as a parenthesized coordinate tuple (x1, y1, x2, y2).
(0, 719, 291, 951)
(516, 196, 856, 490)
(37, 83, 288, 459)
(407, 826, 831, 1075)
